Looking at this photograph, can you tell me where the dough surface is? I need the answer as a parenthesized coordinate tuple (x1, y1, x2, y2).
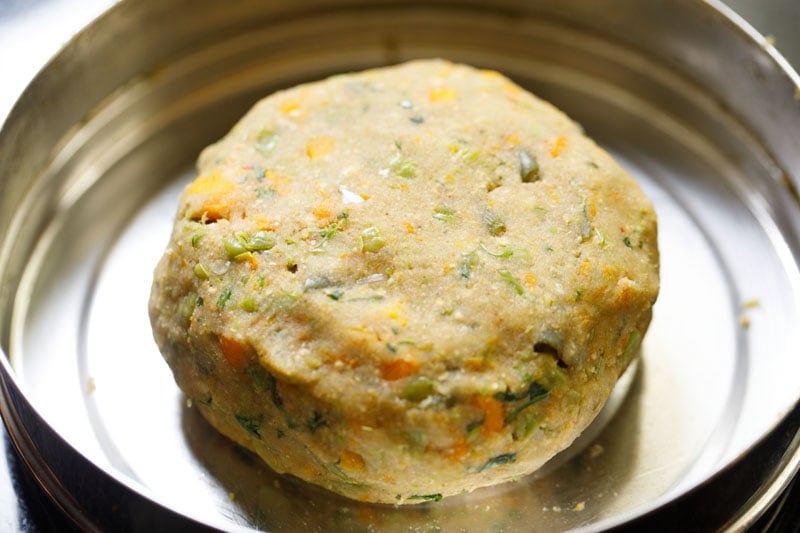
(149, 59, 659, 503)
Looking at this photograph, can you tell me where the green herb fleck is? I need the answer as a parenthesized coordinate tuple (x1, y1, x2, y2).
(408, 493, 442, 502)
(386, 343, 397, 353)
(623, 236, 632, 248)
(501, 383, 550, 424)
(191, 233, 203, 247)
(235, 415, 261, 438)
(575, 288, 584, 301)
(401, 377, 435, 402)
(479, 243, 513, 258)
(255, 128, 279, 156)
(458, 252, 479, 280)
(390, 157, 416, 178)
(327, 289, 344, 301)
(308, 411, 328, 433)
(479, 453, 517, 472)
(196, 296, 204, 307)
(410, 116, 424, 124)
(433, 204, 456, 221)
(240, 296, 258, 312)
(217, 288, 232, 309)
(499, 269, 524, 295)
(256, 187, 276, 199)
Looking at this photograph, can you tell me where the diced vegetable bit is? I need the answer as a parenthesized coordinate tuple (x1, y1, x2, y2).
(196, 296, 204, 306)
(191, 233, 203, 247)
(308, 411, 328, 433)
(519, 148, 540, 182)
(479, 452, 517, 472)
(381, 358, 420, 381)
(240, 296, 259, 312)
(224, 230, 277, 260)
(410, 115, 424, 124)
(246, 230, 277, 251)
(433, 203, 456, 221)
(575, 288, 584, 301)
(499, 269, 524, 295)
(193, 263, 210, 279)
(401, 377, 435, 402)
(622, 329, 641, 364)
(390, 157, 416, 178)
(623, 236, 632, 248)
(512, 410, 539, 440)
(474, 396, 504, 433)
(359, 226, 387, 253)
(219, 335, 251, 370)
(235, 414, 262, 438)
(408, 493, 443, 502)
(256, 188, 276, 199)
(458, 251, 479, 280)
(179, 293, 198, 320)
(482, 209, 507, 236)
(466, 419, 484, 443)
(318, 211, 350, 242)
(339, 449, 366, 471)
(217, 288, 233, 309)
(255, 128, 279, 156)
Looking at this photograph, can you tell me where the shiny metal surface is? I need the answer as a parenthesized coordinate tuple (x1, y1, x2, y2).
(0, 0, 799, 531)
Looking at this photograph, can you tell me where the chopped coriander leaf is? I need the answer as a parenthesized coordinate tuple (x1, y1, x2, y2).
(458, 252, 479, 280)
(499, 269, 524, 295)
(235, 415, 261, 438)
(217, 288, 232, 309)
(575, 288, 584, 301)
(479, 453, 517, 472)
(308, 411, 328, 433)
(623, 236, 632, 248)
(408, 493, 443, 502)
(191, 233, 203, 247)
(479, 243, 513, 258)
(327, 289, 344, 301)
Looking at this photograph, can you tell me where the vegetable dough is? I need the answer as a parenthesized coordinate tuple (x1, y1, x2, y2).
(149, 59, 659, 504)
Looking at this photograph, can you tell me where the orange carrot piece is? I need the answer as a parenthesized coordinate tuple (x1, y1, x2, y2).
(474, 395, 504, 433)
(380, 358, 420, 381)
(219, 336, 251, 371)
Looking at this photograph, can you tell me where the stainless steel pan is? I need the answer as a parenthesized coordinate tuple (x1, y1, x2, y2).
(1, 0, 799, 530)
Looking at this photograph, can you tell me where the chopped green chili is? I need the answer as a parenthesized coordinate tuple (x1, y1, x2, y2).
(193, 263, 210, 280)
(519, 149, 540, 182)
(482, 209, 506, 236)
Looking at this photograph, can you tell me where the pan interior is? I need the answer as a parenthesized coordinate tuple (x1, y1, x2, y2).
(6, 4, 800, 532)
